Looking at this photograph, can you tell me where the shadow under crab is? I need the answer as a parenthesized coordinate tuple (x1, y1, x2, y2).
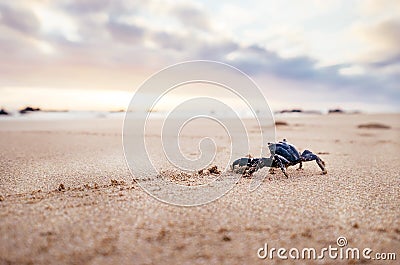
(231, 139, 327, 178)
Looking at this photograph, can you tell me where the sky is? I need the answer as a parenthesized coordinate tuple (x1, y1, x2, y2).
(0, 0, 399, 112)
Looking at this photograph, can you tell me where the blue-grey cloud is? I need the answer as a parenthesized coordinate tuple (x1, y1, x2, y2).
(151, 31, 186, 51)
(61, 0, 112, 14)
(0, 3, 40, 35)
(106, 19, 145, 43)
(222, 44, 400, 107)
(171, 4, 210, 31)
(193, 41, 239, 60)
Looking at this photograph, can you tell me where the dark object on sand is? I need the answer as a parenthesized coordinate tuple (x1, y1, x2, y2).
(198, 165, 221, 175)
(0, 108, 9, 115)
(231, 139, 327, 178)
(58, 183, 65, 191)
(328, 108, 344, 114)
(275, 121, 288, 126)
(208, 165, 221, 175)
(358, 123, 391, 129)
(279, 109, 303, 114)
(19, 106, 41, 114)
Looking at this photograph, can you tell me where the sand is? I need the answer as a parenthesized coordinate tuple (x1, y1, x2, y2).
(0, 114, 399, 264)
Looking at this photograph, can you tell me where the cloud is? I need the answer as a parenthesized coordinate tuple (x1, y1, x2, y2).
(151, 31, 185, 51)
(364, 19, 400, 64)
(223, 43, 400, 107)
(170, 3, 210, 31)
(193, 40, 238, 60)
(61, 0, 112, 14)
(0, 3, 40, 35)
(106, 19, 145, 43)
(360, 0, 400, 18)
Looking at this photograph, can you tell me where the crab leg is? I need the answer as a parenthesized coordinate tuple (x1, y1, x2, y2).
(301, 150, 327, 174)
(297, 161, 303, 170)
(231, 158, 250, 172)
(273, 155, 289, 178)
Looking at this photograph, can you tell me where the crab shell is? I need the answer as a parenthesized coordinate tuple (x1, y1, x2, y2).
(268, 140, 301, 164)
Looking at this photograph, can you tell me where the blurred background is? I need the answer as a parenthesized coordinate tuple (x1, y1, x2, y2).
(0, 0, 399, 114)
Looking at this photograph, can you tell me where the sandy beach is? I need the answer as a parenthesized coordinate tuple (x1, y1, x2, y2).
(0, 113, 399, 264)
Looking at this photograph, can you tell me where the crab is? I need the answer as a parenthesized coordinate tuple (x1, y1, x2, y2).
(231, 139, 327, 178)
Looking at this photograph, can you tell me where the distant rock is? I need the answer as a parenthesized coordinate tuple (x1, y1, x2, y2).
(19, 106, 41, 114)
(276, 109, 322, 115)
(275, 121, 289, 126)
(358, 123, 391, 129)
(328, 108, 345, 114)
(0, 108, 9, 115)
(278, 109, 303, 114)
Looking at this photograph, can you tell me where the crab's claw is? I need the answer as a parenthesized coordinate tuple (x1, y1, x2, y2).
(319, 160, 327, 174)
(301, 150, 327, 174)
(282, 168, 289, 178)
